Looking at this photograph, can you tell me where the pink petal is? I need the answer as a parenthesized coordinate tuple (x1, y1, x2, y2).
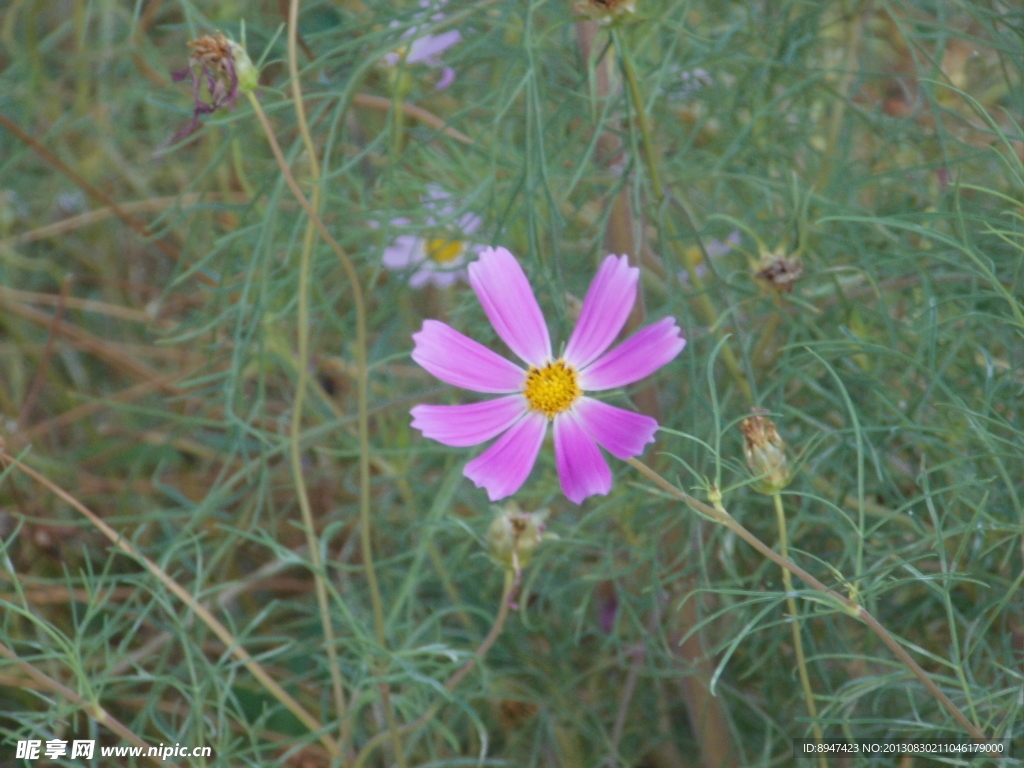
(677, 264, 708, 285)
(463, 411, 547, 500)
(459, 212, 482, 233)
(468, 247, 551, 367)
(409, 265, 437, 288)
(408, 252, 469, 288)
(574, 397, 658, 459)
(383, 236, 423, 270)
(706, 230, 741, 257)
(563, 254, 639, 370)
(412, 319, 524, 393)
(554, 411, 612, 504)
(419, 266, 465, 288)
(423, 185, 454, 215)
(407, 30, 462, 63)
(578, 317, 686, 391)
(434, 66, 456, 90)
(411, 395, 526, 447)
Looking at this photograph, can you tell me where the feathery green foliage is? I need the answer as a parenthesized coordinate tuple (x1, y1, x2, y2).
(0, 0, 1021, 766)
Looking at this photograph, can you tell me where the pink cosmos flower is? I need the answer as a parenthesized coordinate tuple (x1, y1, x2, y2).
(381, 185, 483, 288)
(410, 248, 686, 504)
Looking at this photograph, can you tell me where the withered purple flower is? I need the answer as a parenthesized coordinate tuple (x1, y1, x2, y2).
(170, 33, 257, 144)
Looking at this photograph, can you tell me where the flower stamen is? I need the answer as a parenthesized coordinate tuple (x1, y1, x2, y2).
(523, 360, 581, 418)
(426, 238, 464, 264)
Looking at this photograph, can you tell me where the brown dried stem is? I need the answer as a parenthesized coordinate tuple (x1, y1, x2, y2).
(0, 296, 183, 395)
(0, 452, 342, 758)
(627, 457, 987, 743)
(17, 275, 71, 429)
(0, 642, 181, 768)
(0, 113, 215, 287)
(286, 0, 352, 751)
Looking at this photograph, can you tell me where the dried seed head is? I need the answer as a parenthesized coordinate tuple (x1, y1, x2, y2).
(188, 33, 233, 69)
(184, 33, 258, 91)
(496, 699, 539, 730)
(574, 0, 638, 25)
(754, 250, 803, 293)
(740, 410, 790, 494)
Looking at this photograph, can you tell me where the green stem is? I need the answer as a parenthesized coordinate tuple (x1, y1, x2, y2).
(0, 642, 181, 768)
(626, 457, 987, 743)
(351, 571, 515, 768)
(815, 0, 864, 191)
(617, 38, 753, 403)
(286, 0, 350, 751)
(245, 91, 401, 768)
(774, 493, 826, 768)
(618, 32, 900, 558)
(392, 470, 475, 632)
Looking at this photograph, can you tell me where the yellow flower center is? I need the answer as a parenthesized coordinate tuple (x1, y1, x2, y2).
(426, 238, 464, 264)
(523, 360, 581, 419)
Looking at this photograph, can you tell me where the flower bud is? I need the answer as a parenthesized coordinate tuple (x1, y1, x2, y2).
(486, 504, 554, 571)
(740, 411, 790, 494)
(228, 40, 259, 94)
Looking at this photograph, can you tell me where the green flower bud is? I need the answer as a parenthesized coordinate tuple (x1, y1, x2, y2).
(228, 40, 259, 94)
(486, 504, 555, 571)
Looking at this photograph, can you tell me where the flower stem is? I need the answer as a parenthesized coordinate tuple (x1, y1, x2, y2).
(0, 451, 341, 758)
(625, 456, 987, 743)
(815, 2, 864, 191)
(244, 91, 404, 767)
(774, 492, 826, 767)
(0, 641, 182, 768)
(616, 35, 910, 599)
(615, 38, 753, 404)
(351, 570, 516, 768)
(286, 0, 350, 750)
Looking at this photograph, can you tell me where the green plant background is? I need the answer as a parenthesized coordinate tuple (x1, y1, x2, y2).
(0, 0, 1021, 766)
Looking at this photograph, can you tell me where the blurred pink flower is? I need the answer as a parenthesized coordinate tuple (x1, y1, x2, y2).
(383, 2, 461, 90)
(410, 248, 686, 503)
(381, 186, 483, 288)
